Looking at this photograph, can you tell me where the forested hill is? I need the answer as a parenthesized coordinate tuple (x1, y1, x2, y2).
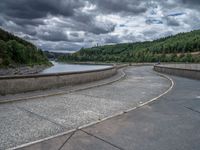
(59, 30, 200, 63)
(0, 28, 50, 68)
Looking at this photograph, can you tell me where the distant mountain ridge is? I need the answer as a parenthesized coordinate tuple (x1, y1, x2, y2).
(0, 28, 50, 68)
(59, 30, 200, 63)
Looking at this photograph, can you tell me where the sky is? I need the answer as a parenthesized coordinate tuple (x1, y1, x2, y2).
(0, 0, 200, 52)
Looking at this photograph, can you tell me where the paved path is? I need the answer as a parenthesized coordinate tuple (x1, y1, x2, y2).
(19, 73, 200, 150)
(0, 66, 171, 149)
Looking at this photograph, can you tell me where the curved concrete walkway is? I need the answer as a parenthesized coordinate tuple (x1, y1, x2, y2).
(0, 66, 171, 149)
(51, 75, 199, 150)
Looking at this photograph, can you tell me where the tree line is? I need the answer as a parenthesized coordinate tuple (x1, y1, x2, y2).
(0, 28, 51, 68)
(59, 30, 200, 63)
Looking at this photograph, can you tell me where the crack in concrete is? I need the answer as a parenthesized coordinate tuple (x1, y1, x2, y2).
(184, 106, 200, 115)
(58, 131, 76, 150)
(16, 105, 67, 130)
(80, 129, 125, 150)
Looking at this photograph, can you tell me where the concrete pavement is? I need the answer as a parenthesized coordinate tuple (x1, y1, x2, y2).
(0, 66, 171, 149)
(19, 74, 200, 150)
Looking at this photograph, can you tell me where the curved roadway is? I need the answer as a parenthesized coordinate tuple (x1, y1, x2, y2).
(0, 66, 172, 149)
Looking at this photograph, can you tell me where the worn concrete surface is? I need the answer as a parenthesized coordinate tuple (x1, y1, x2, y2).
(0, 66, 171, 149)
(20, 74, 200, 150)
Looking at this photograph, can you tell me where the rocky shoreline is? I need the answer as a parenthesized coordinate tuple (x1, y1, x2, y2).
(0, 65, 50, 76)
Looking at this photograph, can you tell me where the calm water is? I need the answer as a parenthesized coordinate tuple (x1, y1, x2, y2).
(40, 61, 112, 74)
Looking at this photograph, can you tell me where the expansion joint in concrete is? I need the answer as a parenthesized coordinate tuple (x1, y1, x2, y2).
(16, 105, 67, 129)
(58, 131, 76, 150)
(79, 129, 125, 150)
(184, 106, 200, 115)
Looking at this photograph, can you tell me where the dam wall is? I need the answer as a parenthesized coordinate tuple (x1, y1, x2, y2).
(154, 64, 200, 80)
(0, 66, 117, 95)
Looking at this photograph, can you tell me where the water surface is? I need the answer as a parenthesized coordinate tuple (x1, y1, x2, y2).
(40, 61, 112, 74)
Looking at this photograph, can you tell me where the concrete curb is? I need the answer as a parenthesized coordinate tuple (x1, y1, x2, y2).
(9, 69, 174, 150)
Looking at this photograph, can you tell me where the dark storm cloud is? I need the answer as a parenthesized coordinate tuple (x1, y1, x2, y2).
(0, 0, 199, 51)
(143, 30, 159, 37)
(158, 0, 200, 10)
(71, 13, 116, 34)
(10, 18, 45, 26)
(0, 17, 4, 26)
(165, 17, 180, 26)
(38, 30, 69, 42)
(167, 12, 185, 17)
(89, 25, 116, 35)
(90, 0, 147, 15)
(70, 32, 79, 37)
(0, 0, 86, 19)
(182, 0, 200, 5)
(104, 36, 121, 44)
(51, 13, 116, 35)
(37, 29, 84, 42)
(146, 18, 163, 25)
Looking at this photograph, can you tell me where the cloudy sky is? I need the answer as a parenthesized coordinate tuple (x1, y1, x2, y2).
(0, 0, 200, 52)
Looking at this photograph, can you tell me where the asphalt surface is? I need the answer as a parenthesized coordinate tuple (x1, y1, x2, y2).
(19, 73, 200, 150)
(0, 66, 171, 149)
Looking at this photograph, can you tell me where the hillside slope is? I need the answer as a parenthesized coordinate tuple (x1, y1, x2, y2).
(0, 28, 50, 68)
(59, 30, 200, 63)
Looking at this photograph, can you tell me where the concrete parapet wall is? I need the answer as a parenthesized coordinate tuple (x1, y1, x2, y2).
(154, 64, 200, 80)
(116, 63, 154, 69)
(0, 67, 117, 95)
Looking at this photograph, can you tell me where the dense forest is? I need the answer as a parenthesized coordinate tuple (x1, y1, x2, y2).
(59, 30, 200, 63)
(0, 28, 51, 68)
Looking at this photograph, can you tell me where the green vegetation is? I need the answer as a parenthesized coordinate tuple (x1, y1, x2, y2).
(0, 28, 51, 68)
(59, 30, 200, 63)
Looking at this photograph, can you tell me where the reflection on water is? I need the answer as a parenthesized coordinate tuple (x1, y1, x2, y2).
(40, 61, 111, 74)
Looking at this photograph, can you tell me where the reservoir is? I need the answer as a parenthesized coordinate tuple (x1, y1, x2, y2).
(40, 61, 112, 74)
